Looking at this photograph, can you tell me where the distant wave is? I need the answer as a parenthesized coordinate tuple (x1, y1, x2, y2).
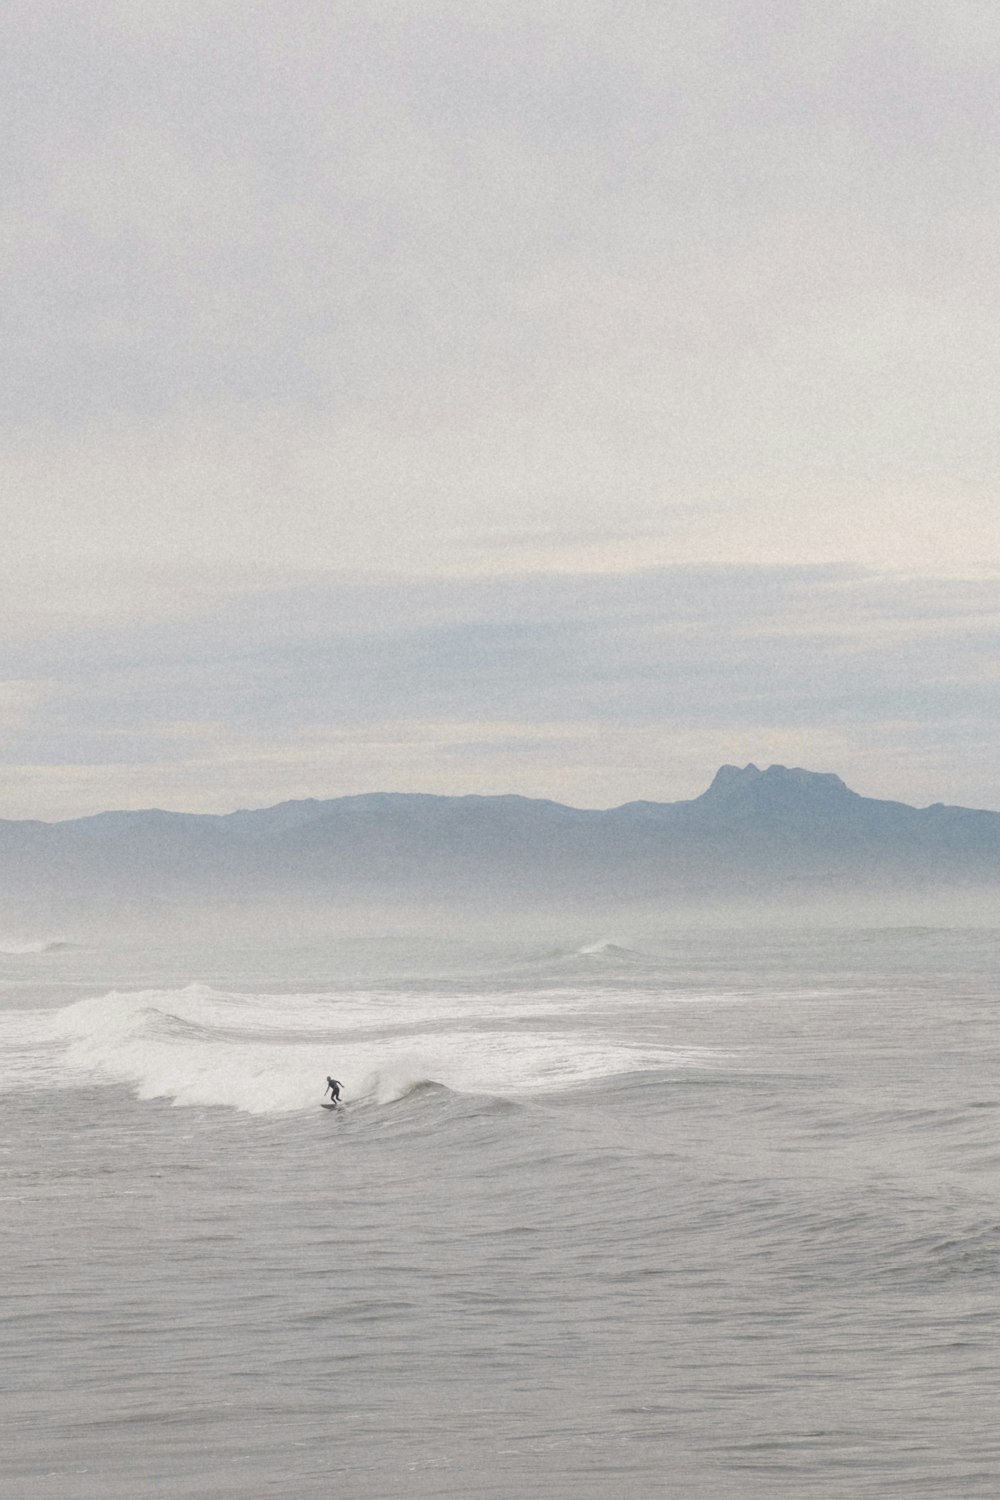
(0, 937, 69, 955)
(505, 939, 656, 975)
(574, 939, 643, 959)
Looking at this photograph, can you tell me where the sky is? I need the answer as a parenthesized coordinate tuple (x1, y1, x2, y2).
(3, 0, 1000, 820)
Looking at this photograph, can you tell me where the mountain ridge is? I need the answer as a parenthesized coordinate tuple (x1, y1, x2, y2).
(2, 765, 999, 928)
(7, 762, 997, 828)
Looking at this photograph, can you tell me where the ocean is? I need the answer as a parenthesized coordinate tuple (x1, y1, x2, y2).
(2, 925, 998, 1499)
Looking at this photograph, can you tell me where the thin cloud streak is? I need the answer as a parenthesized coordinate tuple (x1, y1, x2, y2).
(2, 566, 998, 818)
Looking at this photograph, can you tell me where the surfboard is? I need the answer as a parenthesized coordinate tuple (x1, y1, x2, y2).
(320, 1101, 340, 1110)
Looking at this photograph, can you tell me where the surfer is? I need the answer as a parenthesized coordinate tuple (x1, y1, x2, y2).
(325, 1076, 342, 1104)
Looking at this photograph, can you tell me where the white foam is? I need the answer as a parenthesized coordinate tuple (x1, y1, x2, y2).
(0, 982, 716, 1115)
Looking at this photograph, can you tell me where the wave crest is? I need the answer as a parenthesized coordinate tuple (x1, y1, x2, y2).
(0, 937, 69, 955)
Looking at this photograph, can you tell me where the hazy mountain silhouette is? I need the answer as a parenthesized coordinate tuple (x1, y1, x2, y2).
(3, 765, 1000, 929)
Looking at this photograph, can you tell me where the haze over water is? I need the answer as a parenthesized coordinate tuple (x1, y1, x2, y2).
(3, 924, 998, 1498)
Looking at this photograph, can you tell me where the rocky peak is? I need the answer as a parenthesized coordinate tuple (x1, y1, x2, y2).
(697, 763, 855, 814)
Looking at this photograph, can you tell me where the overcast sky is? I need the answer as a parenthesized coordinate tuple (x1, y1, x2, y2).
(3, 0, 999, 819)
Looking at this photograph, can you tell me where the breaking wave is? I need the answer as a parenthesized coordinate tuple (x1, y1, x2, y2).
(0, 937, 69, 955)
(0, 980, 714, 1116)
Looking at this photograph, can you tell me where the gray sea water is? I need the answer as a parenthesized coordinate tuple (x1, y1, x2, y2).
(2, 925, 999, 1499)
